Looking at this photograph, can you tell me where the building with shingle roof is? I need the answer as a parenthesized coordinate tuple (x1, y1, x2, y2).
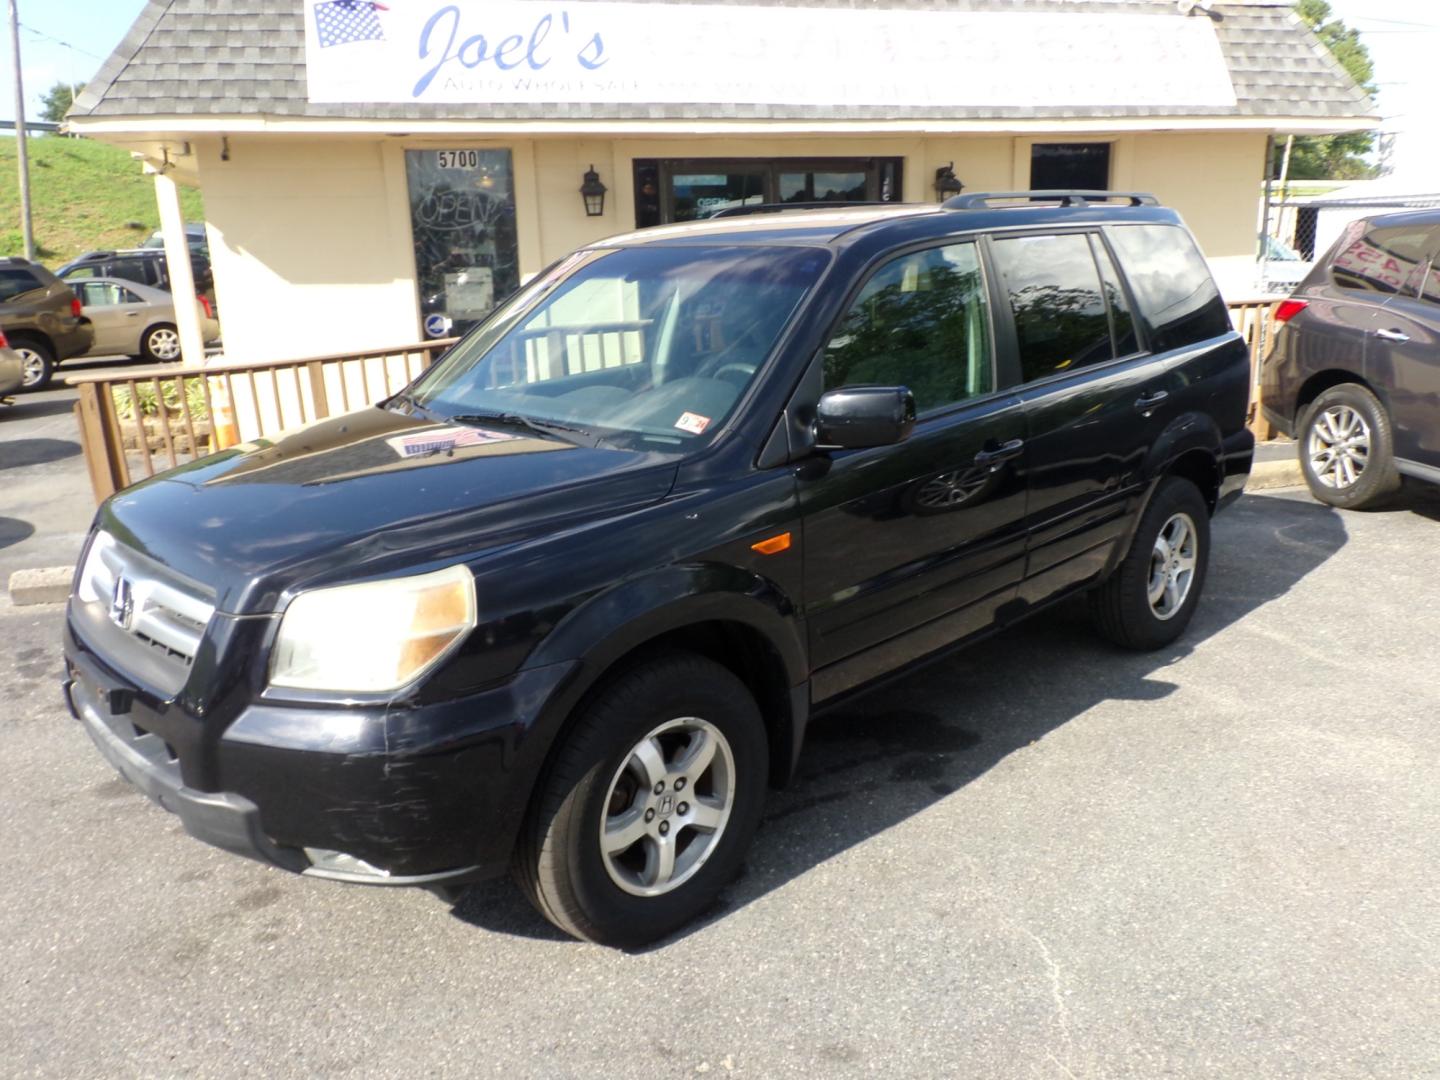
(68, 0, 1376, 363)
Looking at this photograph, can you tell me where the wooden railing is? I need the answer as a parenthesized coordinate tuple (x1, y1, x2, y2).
(1226, 296, 1282, 441)
(68, 340, 456, 503)
(68, 300, 1284, 505)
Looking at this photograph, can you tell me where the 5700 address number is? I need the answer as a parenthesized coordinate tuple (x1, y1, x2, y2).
(437, 150, 482, 170)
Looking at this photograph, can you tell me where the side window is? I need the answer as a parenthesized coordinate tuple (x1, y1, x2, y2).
(990, 233, 1113, 382)
(1107, 224, 1230, 352)
(64, 267, 98, 282)
(81, 283, 131, 307)
(109, 260, 148, 285)
(1092, 237, 1139, 356)
(823, 242, 992, 414)
(0, 268, 42, 301)
(1329, 221, 1434, 296)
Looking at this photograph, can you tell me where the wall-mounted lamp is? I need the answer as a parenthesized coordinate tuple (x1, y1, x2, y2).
(580, 165, 607, 217)
(934, 162, 965, 202)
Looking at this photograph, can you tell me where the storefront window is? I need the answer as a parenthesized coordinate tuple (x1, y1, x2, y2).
(633, 158, 904, 226)
(406, 149, 519, 339)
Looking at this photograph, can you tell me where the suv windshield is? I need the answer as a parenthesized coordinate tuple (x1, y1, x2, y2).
(406, 244, 831, 449)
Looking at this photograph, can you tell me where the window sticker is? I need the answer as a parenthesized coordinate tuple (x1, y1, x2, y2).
(386, 425, 519, 458)
(675, 412, 712, 435)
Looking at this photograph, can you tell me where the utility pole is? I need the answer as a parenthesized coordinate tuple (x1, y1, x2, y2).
(7, 0, 34, 261)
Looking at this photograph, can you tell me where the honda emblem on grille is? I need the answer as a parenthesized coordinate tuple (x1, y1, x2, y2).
(109, 575, 135, 631)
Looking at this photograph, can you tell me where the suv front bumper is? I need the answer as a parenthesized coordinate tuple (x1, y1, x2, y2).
(63, 620, 578, 886)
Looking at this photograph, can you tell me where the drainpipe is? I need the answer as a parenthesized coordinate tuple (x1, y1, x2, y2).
(146, 156, 207, 367)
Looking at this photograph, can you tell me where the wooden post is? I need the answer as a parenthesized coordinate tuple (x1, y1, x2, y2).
(306, 360, 330, 420)
(74, 383, 124, 503)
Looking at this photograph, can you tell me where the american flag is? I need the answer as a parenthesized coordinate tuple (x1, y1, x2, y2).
(314, 1, 386, 48)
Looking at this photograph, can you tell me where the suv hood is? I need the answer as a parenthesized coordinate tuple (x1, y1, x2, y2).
(98, 406, 679, 614)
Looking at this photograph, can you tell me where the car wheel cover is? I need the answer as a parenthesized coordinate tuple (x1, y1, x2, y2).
(1147, 511, 1198, 621)
(1307, 404, 1370, 490)
(17, 348, 46, 388)
(148, 328, 181, 361)
(599, 717, 736, 898)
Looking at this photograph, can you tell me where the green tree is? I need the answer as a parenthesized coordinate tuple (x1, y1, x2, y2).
(1277, 1, 1378, 180)
(40, 82, 75, 125)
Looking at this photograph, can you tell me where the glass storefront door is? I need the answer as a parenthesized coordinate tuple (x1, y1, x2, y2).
(634, 158, 904, 227)
(405, 149, 519, 339)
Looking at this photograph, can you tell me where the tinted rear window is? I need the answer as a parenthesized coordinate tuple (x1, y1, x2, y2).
(1328, 220, 1437, 296)
(990, 232, 1114, 382)
(110, 260, 156, 285)
(0, 268, 43, 302)
(1107, 224, 1230, 352)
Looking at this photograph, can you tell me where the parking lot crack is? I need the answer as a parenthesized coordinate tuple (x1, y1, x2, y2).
(1019, 926, 1079, 1079)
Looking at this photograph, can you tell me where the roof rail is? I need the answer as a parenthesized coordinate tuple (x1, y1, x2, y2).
(706, 200, 888, 218)
(943, 190, 1160, 210)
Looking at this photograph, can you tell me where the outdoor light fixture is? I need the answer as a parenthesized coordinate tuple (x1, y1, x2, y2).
(934, 162, 965, 202)
(580, 165, 607, 217)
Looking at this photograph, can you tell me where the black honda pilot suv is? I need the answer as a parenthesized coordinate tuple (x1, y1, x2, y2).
(64, 192, 1253, 946)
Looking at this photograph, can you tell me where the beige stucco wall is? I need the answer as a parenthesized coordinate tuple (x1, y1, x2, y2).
(192, 129, 1268, 363)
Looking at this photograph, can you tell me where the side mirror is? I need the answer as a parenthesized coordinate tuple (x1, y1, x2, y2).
(815, 386, 917, 450)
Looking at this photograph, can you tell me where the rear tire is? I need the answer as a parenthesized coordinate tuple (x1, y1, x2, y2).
(141, 323, 182, 363)
(13, 337, 54, 391)
(1298, 383, 1401, 510)
(1090, 476, 1210, 651)
(514, 652, 769, 947)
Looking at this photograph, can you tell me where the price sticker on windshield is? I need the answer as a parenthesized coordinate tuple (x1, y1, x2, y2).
(675, 412, 711, 435)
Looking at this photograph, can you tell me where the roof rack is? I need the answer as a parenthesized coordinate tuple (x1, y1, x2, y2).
(706, 200, 888, 218)
(943, 190, 1160, 210)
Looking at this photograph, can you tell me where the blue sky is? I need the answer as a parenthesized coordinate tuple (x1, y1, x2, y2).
(0, 0, 1436, 179)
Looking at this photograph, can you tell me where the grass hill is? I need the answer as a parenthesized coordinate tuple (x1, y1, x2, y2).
(0, 136, 204, 265)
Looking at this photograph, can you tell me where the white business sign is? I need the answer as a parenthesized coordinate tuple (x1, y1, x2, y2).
(304, 1, 1237, 109)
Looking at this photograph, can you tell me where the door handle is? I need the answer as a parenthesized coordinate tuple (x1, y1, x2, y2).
(125, 312, 140, 318)
(1134, 390, 1170, 414)
(973, 438, 1024, 471)
(1376, 328, 1411, 343)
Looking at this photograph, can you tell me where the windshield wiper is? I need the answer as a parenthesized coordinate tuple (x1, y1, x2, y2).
(446, 410, 598, 446)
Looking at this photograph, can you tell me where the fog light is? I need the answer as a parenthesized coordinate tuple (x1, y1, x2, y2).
(304, 847, 391, 879)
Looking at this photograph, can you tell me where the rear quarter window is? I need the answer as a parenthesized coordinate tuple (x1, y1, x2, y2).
(1106, 224, 1230, 353)
(0, 268, 43, 302)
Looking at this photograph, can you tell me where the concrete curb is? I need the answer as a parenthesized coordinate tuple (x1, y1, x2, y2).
(7, 568, 72, 607)
(1246, 458, 1304, 491)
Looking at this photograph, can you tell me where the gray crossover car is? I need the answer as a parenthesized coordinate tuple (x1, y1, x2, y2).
(1261, 209, 1440, 509)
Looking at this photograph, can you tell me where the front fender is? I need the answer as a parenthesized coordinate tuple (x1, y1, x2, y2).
(474, 564, 809, 868)
(525, 562, 806, 684)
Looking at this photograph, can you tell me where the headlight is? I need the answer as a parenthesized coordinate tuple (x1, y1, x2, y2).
(76, 531, 117, 604)
(269, 565, 476, 693)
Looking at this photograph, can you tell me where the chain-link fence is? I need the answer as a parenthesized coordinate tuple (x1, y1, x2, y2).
(1259, 194, 1440, 295)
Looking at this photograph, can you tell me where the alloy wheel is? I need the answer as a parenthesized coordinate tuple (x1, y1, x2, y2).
(147, 328, 182, 361)
(17, 349, 47, 388)
(599, 717, 735, 898)
(1147, 512, 1198, 621)
(1307, 404, 1370, 489)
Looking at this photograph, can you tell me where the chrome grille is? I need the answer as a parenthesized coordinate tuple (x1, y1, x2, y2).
(78, 532, 216, 672)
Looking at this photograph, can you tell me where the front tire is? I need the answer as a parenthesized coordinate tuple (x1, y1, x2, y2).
(1091, 476, 1211, 651)
(514, 652, 769, 947)
(1298, 383, 1401, 510)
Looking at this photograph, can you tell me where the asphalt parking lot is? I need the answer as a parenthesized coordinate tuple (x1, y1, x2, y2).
(3, 409, 1440, 1075)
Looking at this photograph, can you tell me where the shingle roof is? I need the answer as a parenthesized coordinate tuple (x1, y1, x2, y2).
(70, 0, 1375, 124)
